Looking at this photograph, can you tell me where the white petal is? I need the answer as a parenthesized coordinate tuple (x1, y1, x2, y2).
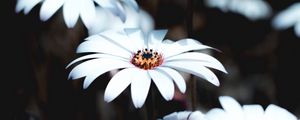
(163, 39, 213, 58)
(165, 52, 227, 73)
(124, 28, 146, 49)
(99, 30, 138, 52)
(148, 69, 174, 101)
(66, 53, 127, 68)
(94, 0, 126, 22)
(264, 104, 297, 120)
(205, 108, 229, 120)
(138, 9, 155, 33)
(63, 0, 80, 28)
(189, 111, 206, 120)
(79, 0, 96, 29)
(68, 58, 134, 89)
(76, 35, 132, 59)
(104, 68, 135, 102)
(122, 0, 139, 11)
(219, 96, 244, 120)
(131, 69, 151, 108)
(147, 30, 167, 49)
(272, 3, 300, 30)
(163, 112, 178, 120)
(177, 111, 192, 120)
(243, 105, 264, 120)
(163, 61, 220, 86)
(40, 0, 65, 21)
(295, 23, 300, 37)
(156, 67, 186, 93)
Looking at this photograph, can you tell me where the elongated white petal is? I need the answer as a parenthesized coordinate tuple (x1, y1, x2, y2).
(156, 67, 186, 93)
(66, 53, 127, 68)
(124, 29, 145, 49)
(79, 0, 96, 29)
(272, 3, 300, 30)
(219, 96, 244, 120)
(189, 111, 206, 120)
(162, 112, 179, 120)
(40, 0, 65, 21)
(148, 69, 174, 101)
(243, 105, 264, 120)
(99, 30, 138, 52)
(163, 39, 213, 58)
(205, 108, 229, 120)
(131, 69, 151, 108)
(138, 9, 154, 33)
(147, 30, 167, 49)
(264, 104, 297, 120)
(68, 59, 134, 89)
(16, 0, 41, 14)
(165, 52, 227, 73)
(76, 35, 132, 59)
(63, 0, 80, 28)
(122, 0, 138, 11)
(163, 61, 220, 86)
(104, 68, 135, 102)
(295, 23, 300, 37)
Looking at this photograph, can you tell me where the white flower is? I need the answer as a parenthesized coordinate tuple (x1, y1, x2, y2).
(205, 0, 272, 21)
(272, 3, 300, 37)
(15, 0, 42, 14)
(159, 111, 207, 120)
(67, 29, 227, 108)
(205, 96, 298, 120)
(88, 4, 154, 35)
(16, 0, 138, 28)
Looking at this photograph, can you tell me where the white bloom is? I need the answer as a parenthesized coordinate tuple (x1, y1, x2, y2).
(205, 0, 272, 21)
(15, 0, 42, 14)
(67, 29, 227, 108)
(205, 96, 298, 120)
(159, 111, 207, 120)
(272, 3, 300, 37)
(88, 5, 154, 35)
(16, 0, 138, 28)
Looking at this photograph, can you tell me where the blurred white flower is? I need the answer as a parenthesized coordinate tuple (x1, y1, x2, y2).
(272, 3, 300, 37)
(15, 0, 138, 28)
(159, 111, 207, 120)
(205, 96, 298, 120)
(205, 0, 272, 21)
(67, 29, 227, 108)
(88, 5, 154, 35)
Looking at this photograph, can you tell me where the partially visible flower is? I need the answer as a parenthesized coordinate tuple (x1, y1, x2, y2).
(15, 0, 139, 28)
(205, 0, 272, 21)
(272, 3, 300, 37)
(159, 111, 207, 120)
(88, 4, 154, 35)
(205, 96, 298, 120)
(15, 0, 42, 14)
(67, 29, 227, 108)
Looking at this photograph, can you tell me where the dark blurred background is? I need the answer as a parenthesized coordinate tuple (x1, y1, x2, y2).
(4, 0, 300, 119)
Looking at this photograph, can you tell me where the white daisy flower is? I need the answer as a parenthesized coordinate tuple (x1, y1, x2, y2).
(159, 111, 207, 120)
(205, 96, 298, 120)
(88, 4, 154, 35)
(272, 3, 300, 37)
(205, 0, 272, 21)
(67, 29, 227, 108)
(16, 0, 138, 28)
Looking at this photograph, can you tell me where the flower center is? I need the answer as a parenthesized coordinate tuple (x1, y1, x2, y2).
(131, 48, 163, 70)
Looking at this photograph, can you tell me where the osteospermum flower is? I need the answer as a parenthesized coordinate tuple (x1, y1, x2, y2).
(272, 3, 300, 37)
(16, 0, 138, 28)
(67, 29, 227, 108)
(205, 0, 272, 21)
(159, 111, 207, 120)
(205, 96, 298, 120)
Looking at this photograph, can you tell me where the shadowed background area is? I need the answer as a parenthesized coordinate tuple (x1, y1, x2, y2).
(4, 0, 300, 119)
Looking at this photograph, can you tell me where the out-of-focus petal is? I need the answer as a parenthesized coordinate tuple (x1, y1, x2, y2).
(79, 0, 96, 29)
(40, 0, 65, 21)
(63, 0, 80, 28)
(205, 108, 230, 120)
(264, 104, 297, 120)
(219, 96, 244, 120)
(243, 105, 264, 120)
(272, 3, 300, 30)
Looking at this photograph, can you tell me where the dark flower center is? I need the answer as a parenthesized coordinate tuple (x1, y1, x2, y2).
(131, 48, 163, 70)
